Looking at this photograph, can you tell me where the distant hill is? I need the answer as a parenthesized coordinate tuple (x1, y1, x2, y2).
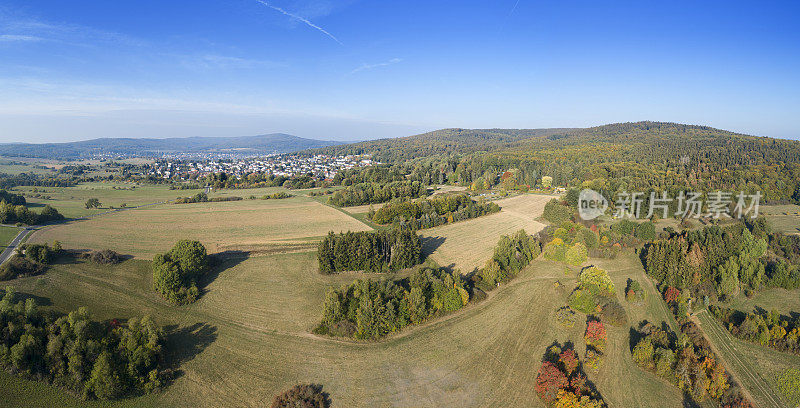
(0, 133, 342, 159)
(306, 121, 800, 202)
(307, 127, 577, 161)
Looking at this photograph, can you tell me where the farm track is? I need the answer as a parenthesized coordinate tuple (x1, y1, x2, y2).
(693, 310, 785, 408)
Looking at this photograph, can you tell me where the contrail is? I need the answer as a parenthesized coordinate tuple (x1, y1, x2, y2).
(350, 58, 402, 74)
(254, 0, 343, 45)
(498, 0, 521, 35)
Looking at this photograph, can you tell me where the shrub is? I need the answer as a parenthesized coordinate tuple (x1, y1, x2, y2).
(0, 255, 45, 280)
(585, 320, 607, 352)
(90, 249, 124, 265)
(536, 342, 605, 407)
(271, 384, 330, 408)
(536, 361, 568, 405)
(625, 278, 646, 304)
(555, 307, 578, 328)
(564, 242, 588, 266)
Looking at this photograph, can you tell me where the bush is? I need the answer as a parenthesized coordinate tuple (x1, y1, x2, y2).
(535, 342, 605, 407)
(271, 384, 330, 408)
(564, 242, 588, 266)
(90, 249, 124, 265)
(625, 278, 646, 304)
(555, 306, 578, 328)
(152, 240, 208, 304)
(0, 255, 45, 280)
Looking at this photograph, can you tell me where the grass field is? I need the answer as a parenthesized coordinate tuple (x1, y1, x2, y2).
(12, 182, 205, 219)
(1, 248, 686, 408)
(420, 194, 555, 273)
(0, 226, 21, 250)
(695, 310, 797, 408)
(28, 195, 372, 258)
(762, 204, 800, 235)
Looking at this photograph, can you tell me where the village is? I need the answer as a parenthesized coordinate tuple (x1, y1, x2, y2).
(147, 154, 376, 180)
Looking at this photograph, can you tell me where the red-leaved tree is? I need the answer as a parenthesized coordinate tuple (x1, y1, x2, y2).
(535, 361, 568, 405)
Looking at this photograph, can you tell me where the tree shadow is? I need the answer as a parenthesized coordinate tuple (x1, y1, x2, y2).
(198, 251, 250, 295)
(682, 391, 702, 408)
(161, 322, 218, 384)
(0, 289, 52, 306)
(420, 236, 446, 259)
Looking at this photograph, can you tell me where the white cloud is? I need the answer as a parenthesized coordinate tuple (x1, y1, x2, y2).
(0, 34, 43, 42)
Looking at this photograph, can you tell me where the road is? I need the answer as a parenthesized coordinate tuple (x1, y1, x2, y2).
(0, 227, 34, 266)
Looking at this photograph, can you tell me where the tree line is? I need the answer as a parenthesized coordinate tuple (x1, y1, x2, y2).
(0, 288, 165, 400)
(369, 194, 499, 229)
(0, 201, 63, 225)
(710, 305, 800, 356)
(642, 221, 799, 302)
(474, 229, 541, 291)
(173, 192, 243, 204)
(315, 265, 470, 339)
(316, 229, 540, 339)
(631, 320, 753, 407)
(317, 228, 421, 273)
(327, 180, 427, 207)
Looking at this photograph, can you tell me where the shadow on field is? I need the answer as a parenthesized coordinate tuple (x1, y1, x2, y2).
(421, 236, 446, 258)
(199, 250, 250, 295)
(5, 291, 52, 307)
(162, 322, 218, 382)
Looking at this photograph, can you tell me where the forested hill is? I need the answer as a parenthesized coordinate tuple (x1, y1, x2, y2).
(0, 133, 341, 159)
(308, 127, 576, 161)
(313, 121, 800, 203)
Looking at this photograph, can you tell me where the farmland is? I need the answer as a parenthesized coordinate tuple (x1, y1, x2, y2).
(28, 195, 372, 258)
(11, 182, 204, 218)
(420, 194, 555, 272)
(2, 246, 686, 407)
(0, 226, 21, 249)
(762, 204, 800, 235)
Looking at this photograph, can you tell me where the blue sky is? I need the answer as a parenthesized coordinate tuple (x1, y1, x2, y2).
(1, 1, 798, 142)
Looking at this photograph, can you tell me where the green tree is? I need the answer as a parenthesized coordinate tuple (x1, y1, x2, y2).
(86, 351, 122, 399)
(85, 198, 101, 209)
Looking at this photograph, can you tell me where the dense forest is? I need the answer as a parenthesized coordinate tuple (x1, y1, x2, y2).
(370, 194, 500, 228)
(642, 220, 800, 303)
(306, 122, 800, 203)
